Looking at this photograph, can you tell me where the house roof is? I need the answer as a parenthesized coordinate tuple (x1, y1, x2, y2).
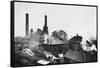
(64, 49, 83, 62)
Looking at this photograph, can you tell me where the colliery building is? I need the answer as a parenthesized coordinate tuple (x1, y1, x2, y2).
(14, 13, 97, 66)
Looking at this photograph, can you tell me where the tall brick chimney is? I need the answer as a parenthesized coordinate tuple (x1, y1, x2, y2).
(43, 15, 48, 34)
(25, 13, 29, 36)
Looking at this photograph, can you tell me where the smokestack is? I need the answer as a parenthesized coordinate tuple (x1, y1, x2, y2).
(25, 13, 29, 36)
(43, 15, 48, 34)
(45, 15, 47, 26)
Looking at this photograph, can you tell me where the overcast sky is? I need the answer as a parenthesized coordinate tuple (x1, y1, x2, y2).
(15, 2, 97, 41)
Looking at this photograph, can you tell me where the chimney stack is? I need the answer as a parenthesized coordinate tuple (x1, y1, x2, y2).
(25, 13, 29, 36)
(43, 15, 48, 34)
(45, 15, 47, 26)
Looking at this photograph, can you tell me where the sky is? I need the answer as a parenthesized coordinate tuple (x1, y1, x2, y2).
(15, 2, 97, 41)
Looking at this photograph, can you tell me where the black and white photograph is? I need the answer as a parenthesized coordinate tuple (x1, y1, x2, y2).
(11, 1, 98, 67)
